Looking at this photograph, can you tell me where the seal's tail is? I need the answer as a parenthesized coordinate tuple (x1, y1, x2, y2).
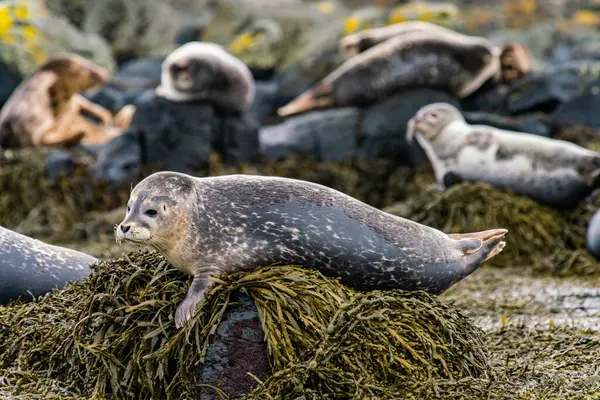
(448, 228, 507, 265)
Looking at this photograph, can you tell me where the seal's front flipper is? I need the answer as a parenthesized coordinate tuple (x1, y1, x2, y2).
(175, 275, 209, 328)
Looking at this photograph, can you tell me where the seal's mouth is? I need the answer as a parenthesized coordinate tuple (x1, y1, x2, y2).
(114, 225, 152, 245)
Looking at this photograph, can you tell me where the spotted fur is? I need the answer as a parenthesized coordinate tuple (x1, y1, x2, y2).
(116, 172, 506, 327)
(407, 103, 600, 209)
(0, 226, 96, 304)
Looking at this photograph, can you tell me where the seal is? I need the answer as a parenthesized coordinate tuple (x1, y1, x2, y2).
(277, 28, 501, 117)
(406, 102, 600, 209)
(339, 22, 531, 84)
(0, 53, 134, 149)
(0, 226, 97, 304)
(155, 41, 256, 114)
(115, 171, 507, 328)
(587, 208, 600, 260)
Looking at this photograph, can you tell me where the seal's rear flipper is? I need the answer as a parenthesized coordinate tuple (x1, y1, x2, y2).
(449, 228, 507, 262)
(277, 83, 333, 117)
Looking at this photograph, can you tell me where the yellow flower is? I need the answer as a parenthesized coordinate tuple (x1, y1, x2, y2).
(12, 4, 29, 21)
(0, 7, 14, 37)
(343, 17, 360, 34)
(22, 25, 37, 40)
(228, 33, 254, 54)
(573, 10, 600, 27)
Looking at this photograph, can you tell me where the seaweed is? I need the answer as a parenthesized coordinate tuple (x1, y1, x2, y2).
(385, 182, 599, 274)
(0, 250, 489, 399)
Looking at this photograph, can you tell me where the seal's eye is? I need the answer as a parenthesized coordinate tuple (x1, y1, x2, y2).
(145, 209, 158, 217)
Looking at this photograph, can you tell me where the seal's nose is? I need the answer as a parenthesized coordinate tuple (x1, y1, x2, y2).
(120, 224, 131, 233)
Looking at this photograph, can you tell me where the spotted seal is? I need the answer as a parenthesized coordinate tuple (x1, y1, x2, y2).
(0, 53, 134, 149)
(155, 41, 256, 114)
(115, 171, 507, 328)
(407, 102, 600, 209)
(0, 226, 96, 304)
(277, 28, 501, 117)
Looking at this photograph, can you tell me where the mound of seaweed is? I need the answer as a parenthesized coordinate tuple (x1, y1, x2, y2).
(0, 251, 489, 399)
(385, 182, 600, 275)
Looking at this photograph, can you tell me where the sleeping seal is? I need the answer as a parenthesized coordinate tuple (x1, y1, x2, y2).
(0, 226, 96, 304)
(277, 28, 501, 116)
(115, 171, 507, 327)
(407, 102, 600, 209)
(155, 41, 256, 114)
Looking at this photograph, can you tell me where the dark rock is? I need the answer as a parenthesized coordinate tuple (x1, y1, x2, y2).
(460, 80, 511, 114)
(175, 24, 204, 45)
(463, 111, 550, 137)
(506, 62, 600, 115)
(85, 85, 127, 113)
(259, 108, 359, 162)
(197, 292, 270, 399)
(359, 89, 460, 166)
(0, 66, 21, 110)
(587, 208, 600, 260)
(92, 90, 260, 184)
(247, 81, 279, 124)
(115, 56, 165, 87)
(554, 78, 600, 129)
(47, 150, 75, 182)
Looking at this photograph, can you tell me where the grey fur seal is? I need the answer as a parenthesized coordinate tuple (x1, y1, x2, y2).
(0, 226, 96, 304)
(155, 41, 256, 114)
(278, 28, 501, 117)
(407, 102, 600, 209)
(115, 171, 507, 328)
(587, 209, 600, 260)
(340, 22, 531, 84)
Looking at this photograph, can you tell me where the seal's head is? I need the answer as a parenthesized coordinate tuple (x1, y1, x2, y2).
(499, 42, 532, 83)
(40, 53, 110, 93)
(115, 172, 195, 248)
(406, 102, 464, 142)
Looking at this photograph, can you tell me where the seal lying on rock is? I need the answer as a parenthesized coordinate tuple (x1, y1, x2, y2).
(278, 28, 501, 116)
(339, 22, 532, 84)
(0, 54, 135, 149)
(0, 226, 96, 304)
(407, 102, 600, 209)
(115, 171, 507, 328)
(155, 41, 256, 114)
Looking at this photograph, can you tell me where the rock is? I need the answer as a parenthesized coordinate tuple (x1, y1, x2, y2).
(197, 292, 270, 400)
(259, 107, 360, 162)
(0, 64, 21, 109)
(47, 150, 75, 182)
(554, 77, 600, 128)
(506, 61, 600, 115)
(92, 90, 260, 184)
(463, 111, 550, 137)
(359, 89, 460, 166)
(248, 81, 279, 124)
(459, 80, 511, 114)
(115, 56, 164, 87)
(0, 0, 115, 79)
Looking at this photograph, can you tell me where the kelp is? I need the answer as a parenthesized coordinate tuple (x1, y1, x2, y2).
(0, 250, 489, 399)
(385, 182, 599, 274)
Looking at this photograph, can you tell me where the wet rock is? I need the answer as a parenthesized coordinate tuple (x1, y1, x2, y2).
(197, 292, 269, 400)
(460, 80, 511, 114)
(463, 111, 550, 137)
(0, 0, 115, 79)
(587, 208, 600, 260)
(259, 108, 359, 162)
(359, 89, 460, 166)
(92, 90, 260, 184)
(0, 65, 21, 109)
(248, 81, 279, 124)
(47, 150, 75, 182)
(506, 61, 600, 115)
(114, 56, 164, 87)
(554, 77, 600, 129)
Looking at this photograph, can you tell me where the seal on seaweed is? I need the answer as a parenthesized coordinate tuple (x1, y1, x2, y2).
(155, 41, 256, 114)
(115, 171, 507, 328)
(0, 53, 135, 149)
(406, 102, 600, 209)
(0, 226, 96, 304)
(277, 28, 501, 116)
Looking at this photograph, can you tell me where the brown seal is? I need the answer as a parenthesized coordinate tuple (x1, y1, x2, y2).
(0, 53, 135, 149)
(115, 171, 507, 328)
(499, 41, 532, 82)
(155, 41, 256, 114)
(407, 102, 600, 209)
(277, 28, 501, 117)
